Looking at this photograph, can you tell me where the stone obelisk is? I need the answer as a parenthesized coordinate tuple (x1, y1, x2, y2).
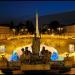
(32, 12, 40, 56)
(36, 12, 39, 37)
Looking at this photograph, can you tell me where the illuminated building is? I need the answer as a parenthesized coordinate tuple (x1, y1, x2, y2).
(0, 25, 13, 40)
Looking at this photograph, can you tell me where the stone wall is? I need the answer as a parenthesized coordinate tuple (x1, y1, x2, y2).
(0, 26, 13, 40)
(0, 35, 74, 55)
(0, 34, 75, 64)
(64, 25, 75, 36)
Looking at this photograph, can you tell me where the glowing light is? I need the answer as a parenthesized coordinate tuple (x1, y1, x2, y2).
(69, 44, 74, 53)
(9, 51, 19, 61)
(56, 56, 64, 61)
(50, 52, 58, 61)
(51, 33, 54, 36)
(0, 45, 6, 52)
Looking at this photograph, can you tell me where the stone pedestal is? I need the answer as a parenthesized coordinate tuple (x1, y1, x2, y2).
(32, 37, 40, 55)
(32, 37, 40, 63)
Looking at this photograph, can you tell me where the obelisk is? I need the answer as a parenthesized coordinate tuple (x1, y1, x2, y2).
(36, 12, 39, 37)
(32, 12, 40, 56)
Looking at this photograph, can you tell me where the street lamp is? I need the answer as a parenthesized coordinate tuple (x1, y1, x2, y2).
(47, 28, 51, 34)
(57, 27, 63, 50)
(20, 29, 24, 35)
(24, 28, 28, 34)
(21, 29, 24, 32)
(57, 27, 63, 34)
(25, 28, 28, 32)
(51, 29, 55, 35)
(12, 28, 16, 36)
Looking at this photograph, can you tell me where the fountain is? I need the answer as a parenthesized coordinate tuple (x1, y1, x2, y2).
(0, 12, 72, 74)
(20, 12, 51, 71)
(31, 12, 40, 64)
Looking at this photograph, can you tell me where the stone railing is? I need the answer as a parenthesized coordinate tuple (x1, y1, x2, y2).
(7, 34, 75, 40)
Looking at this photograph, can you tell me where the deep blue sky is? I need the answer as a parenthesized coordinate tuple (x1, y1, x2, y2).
(0, 1, 75, 23)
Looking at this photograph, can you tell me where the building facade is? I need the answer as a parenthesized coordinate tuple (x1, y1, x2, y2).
(0, 26, 13, 40)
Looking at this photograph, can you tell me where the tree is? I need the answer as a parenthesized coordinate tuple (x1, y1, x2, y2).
(9, 20, 15, 29)
(17, 20, 35, 35)
(49, 21, 65, 35)
(25, 20, 35, 34)
(9, 20, 18, 35)
(41, 24, 48, 34)
(17, 22, 25, 35)
(49, 20, 60, 30)
(17, 22, 23, 31)
(49, 21, 60, 34)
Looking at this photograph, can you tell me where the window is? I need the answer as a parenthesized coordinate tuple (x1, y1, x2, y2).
(69, 44, 74, 53)
(0, 45, 6, 52)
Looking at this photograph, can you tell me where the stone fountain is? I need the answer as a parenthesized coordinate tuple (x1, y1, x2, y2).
(31, 12, 41, 64)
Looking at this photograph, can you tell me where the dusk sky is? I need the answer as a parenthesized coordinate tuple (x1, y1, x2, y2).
(0, 1, 75, 23)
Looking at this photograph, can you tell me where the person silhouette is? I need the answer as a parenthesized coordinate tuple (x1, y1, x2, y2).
(25, 47, 30, 64)
(20, 48, 26, 64)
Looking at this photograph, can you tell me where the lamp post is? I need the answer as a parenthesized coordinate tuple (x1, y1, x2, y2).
(57, 27, 63, 49)
(47, 28, 51, 34)
(20, 29, 24, 35)
(25, 28, 28, 34)
(12, 28, 16, 36)
(21, 29, 24, 32)
(51, 29, 55, 36)
(57, 27, 63, 35)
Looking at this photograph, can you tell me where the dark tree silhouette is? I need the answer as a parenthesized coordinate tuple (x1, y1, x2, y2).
(49, 21, 64, 34)
(41, 24, 48, 34)
(17, 22, 24, 31)
(9, 20, 15, 29)
(17, 20, 35, 35)
(17, 22, 25, 35)
(25, 20, 35, 34)
(49, 20, 60, 30)
(9, 20, 16, 29)
(9, 20, 18, 35)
